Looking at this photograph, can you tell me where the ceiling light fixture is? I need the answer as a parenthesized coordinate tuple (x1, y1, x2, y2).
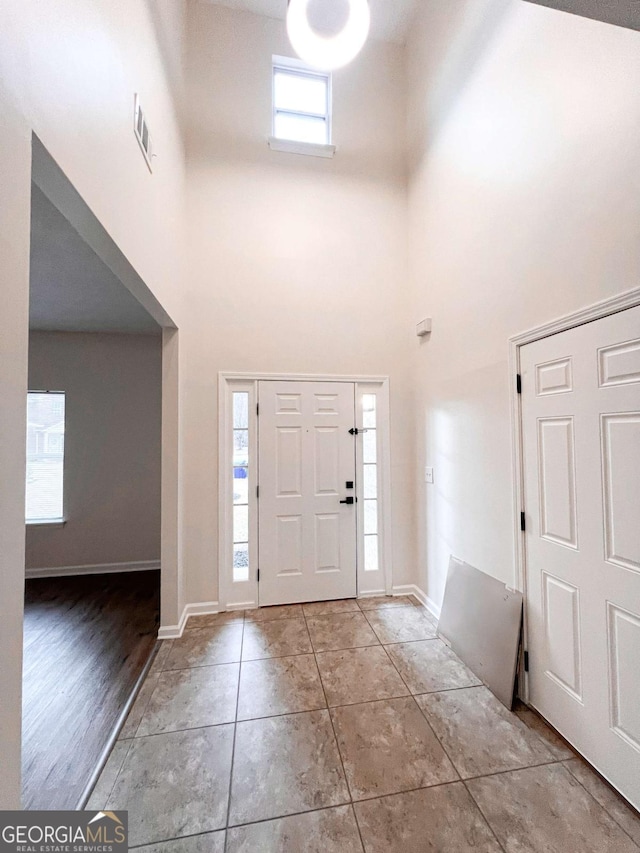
(286, 0, 370, 71)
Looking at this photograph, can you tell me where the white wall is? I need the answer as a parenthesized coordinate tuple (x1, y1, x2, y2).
(182, 4, 415, 605)
(26, 332, 162, 572)
(407, 0, 640, 609)
(0, 0, 186, 807)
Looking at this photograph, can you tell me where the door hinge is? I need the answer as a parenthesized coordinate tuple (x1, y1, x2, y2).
(524, 650, 529, 672)
(349, 427, 359, 436)
(256, 402, 259, 416)
(520, 511, 526, 532)
(257, 568, 260, 583)
(516, 374, 522, 394)
(256, 485, 260, 499)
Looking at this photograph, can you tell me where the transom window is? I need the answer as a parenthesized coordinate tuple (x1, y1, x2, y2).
(272, 56, 331, 146)
(26, 391, 66, 523)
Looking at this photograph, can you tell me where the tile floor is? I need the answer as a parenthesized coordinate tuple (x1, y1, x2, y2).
(88, 596, 640, 852)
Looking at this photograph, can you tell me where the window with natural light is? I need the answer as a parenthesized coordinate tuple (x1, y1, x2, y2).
(233, 391, 250, 582)
(26, 392, 65, 523)
(362, 393, 379, 571)
(272, 57, 331, 146)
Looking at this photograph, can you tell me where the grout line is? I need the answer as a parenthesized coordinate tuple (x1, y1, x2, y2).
(223, 610, 245, 848)
(562, 762, 640, 850)
(461, 778, 508, 853)
(301, 606, 366, 852)
(376, 642, 463, 787)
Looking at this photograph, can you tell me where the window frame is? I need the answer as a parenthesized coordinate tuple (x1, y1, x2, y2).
(25, 390, 67, 526)
(269, 55, 336, 158)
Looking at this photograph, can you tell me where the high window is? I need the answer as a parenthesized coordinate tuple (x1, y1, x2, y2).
(272, 56, 331, 146)
(26, 392, 66, 523)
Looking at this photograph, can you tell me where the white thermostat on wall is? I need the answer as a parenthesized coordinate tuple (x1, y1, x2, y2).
(416, 318, 432, 337)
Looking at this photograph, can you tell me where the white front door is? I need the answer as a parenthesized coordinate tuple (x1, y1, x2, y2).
(258, 381, 357, 606)
(521, 304, 640, 809)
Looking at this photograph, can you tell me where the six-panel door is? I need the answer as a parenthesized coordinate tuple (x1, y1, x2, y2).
(521, 304, 640, 809)
(258, 381, 358, 606)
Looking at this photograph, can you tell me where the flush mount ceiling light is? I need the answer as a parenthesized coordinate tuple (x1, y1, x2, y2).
(286, 0, 370, 71)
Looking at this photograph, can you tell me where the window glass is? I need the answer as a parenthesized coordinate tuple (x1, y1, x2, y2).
(361, 393, 379, 571)
(274, 113, 328, 145)
(233, 392, 250, 582)
(26, 392, 65, 522)
(274, 71, 327, 115)
(273, 60, 331, 146)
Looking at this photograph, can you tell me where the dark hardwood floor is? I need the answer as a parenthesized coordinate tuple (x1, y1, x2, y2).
(22, 570, 159, 810)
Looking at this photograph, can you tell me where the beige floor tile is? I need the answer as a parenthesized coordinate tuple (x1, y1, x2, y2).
(133, 831, 226, 852)
(306, 611, 380, 652)
(237, 654, 326, 720)
(245, 604, 304, 622)
(242, 618, 312, 660)
(385, 639, 481, 694)
(354, 784, 502, 852)
(357, 595, 417, 611)
(565, 758, 640, 847)
(229, 710, 349, 825)
(364, 607, 438, 644)
(331, 697, 458, 799)
(226, 806, 363, 852)
(514, 706, 575, 761)
(316, 646, 409, 707)
(164, 624, 243, 670)
(106, 724, 234, 847)
(466, 763, 638, 853)
(184, 611, 245, 631)
(303, 599, 360, 616)
(137, 663, 239, 735)
(417, 686, 554, 778)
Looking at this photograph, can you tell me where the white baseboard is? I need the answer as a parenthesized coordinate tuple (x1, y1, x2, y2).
(158, 601, 220, 639)
(392, 583, 441, 621)
(25, 560, 161, 580)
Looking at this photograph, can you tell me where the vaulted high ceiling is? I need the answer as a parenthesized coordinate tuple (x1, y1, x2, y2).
(199, 0, 421, 44)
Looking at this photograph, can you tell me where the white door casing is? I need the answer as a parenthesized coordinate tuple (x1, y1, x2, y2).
(258, 380, 358, 605)
(520, 304, 640, 809)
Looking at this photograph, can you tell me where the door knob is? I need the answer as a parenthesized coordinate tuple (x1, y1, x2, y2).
(340, 496, 355, 505)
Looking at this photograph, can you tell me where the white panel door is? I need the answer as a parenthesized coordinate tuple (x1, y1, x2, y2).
(521, 304, 640, 809)
(258, 381, 357, 606)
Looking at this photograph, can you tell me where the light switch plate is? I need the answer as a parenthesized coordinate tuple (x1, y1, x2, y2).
(425, 467, 434, 484)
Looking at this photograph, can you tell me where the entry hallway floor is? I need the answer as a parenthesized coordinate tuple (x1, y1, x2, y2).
(88, 596, 640, 852)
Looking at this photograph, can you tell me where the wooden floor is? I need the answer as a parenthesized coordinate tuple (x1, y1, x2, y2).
(22, 570, 159, 810)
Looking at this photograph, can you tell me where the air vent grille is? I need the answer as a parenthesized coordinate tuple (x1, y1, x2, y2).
(134, 94, 153, 172)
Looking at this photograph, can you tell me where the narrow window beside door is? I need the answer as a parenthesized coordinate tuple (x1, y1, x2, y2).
(362, 393, 379, 572)
(26, 391, 66, 523)
(233, 391, 250, 582)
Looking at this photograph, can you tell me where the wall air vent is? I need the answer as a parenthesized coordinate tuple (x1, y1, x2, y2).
(134, 94, 153, 172)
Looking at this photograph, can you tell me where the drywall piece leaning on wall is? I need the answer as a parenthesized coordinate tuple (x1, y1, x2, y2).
(438, 556, 523, 709)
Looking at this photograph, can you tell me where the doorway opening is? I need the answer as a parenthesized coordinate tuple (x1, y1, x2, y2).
(219, 373, 392, 611)
(22, 138, 180, 810)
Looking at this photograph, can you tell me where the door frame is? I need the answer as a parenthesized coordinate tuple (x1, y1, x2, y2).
(508, 286, 640, 702)
(218, 372, 393, 611)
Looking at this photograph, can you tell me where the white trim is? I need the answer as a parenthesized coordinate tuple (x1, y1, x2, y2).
(508, 286, 640, 704)
(158, 601, 222, 639)
(218, 371, 393, 610)
(219, 378, 259, 611)
(25, 560, 160, 579)
(220, 372, 389, 383)
(268, 137, 336, 158)
(392, 583, 442, 620)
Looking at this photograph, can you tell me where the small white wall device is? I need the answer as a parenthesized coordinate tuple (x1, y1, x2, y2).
(416, 318, 432, 337)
